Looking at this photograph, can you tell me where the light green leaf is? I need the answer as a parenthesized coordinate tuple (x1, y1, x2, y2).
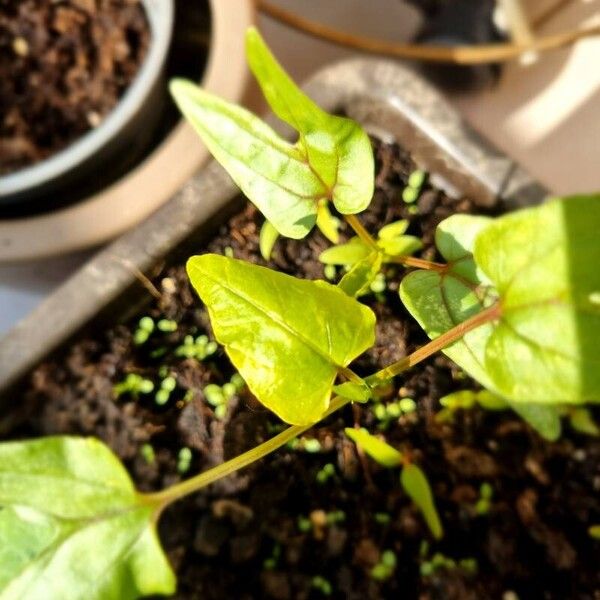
(400, 464, 444, 540)
(338, 252, 383, 297)
(378, 220, 409, 240)
(333, 381, 372, 402)
(344, 428, 403, 468)
(0, 437, 175, 600)
(474, 196, 600, 405)
(170, 79, 320, 239)
(400, 219, 496, 390)
(259, 220, 280, 261)
(246, 28, 374, 216)
(377, 236, 423, 258)
(316, 200, 340, 244)
(569, 408, 600, 437)
(319, 238, 371, 266)
(187, 254, 376, 425)
(400, 213, 561, 432)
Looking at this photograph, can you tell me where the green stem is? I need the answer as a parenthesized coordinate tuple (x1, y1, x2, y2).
(344, 214, 379, 251)
(368, 302, 501, 383)
(143, 395, 350, 509)
(142, 304, 500, 511)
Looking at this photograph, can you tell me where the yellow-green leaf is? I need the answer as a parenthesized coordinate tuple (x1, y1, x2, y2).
(344, 428, 403, 468)
(0, 437, 175, 600)
(188, 254, 376, 425)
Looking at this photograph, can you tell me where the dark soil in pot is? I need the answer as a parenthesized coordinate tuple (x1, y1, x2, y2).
(6, 139, 600, 599)
(0, 0, 150, 174)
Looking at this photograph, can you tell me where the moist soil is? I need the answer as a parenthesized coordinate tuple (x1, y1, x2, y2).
(7, 140, 600, 599)
(0, 0, 149, 174)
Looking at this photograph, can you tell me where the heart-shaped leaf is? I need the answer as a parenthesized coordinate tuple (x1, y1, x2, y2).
(400, 213, 564, 437)
(0, 437, 175, 600)
(187, 254, 376, 425)
(474, 195, 600, 404)
(170, 28, 373, 240)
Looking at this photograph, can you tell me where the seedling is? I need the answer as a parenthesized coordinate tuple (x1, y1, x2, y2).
(175, 334, 218, 360)
(263, 542, 281, 570)
(133, 316, 155, 345)
(140, 443, 156, 465)
(2, 28, 600, 599)
(402, 169, 426, 204)
(345, 428, 443, 539)
(420, 552, 478, 577)
(370, 549, 397, 581)
(311, 575, 333, 596)
(315, 463, 336, 484)
(113, 373, 154, 399)
(157, 319, 178, 333)
(202, 373, 245, 419)
(155, 375, 177, 406)
(177, 448, 193, 475)
(474, 482, 494, 516)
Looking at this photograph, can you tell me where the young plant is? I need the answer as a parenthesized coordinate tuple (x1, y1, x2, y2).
(2, 27, 600, 599)
(345, 428, 443, 540)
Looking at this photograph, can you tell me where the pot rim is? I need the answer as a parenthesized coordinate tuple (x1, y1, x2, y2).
(0, 0, 175, 198)
(0, 0, 256, 262)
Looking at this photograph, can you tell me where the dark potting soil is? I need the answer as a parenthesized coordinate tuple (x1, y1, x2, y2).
(0, 0, 149, 174)
(8, 139, 600, 599)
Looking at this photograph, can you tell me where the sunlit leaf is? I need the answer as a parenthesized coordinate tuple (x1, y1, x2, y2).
(188, 254, 376, 425)
(0, 437, 174, 600)
(400, 213, 563, 432)
(333, 381, 372, 402)
(344, 428, 403, 468)
(474, 196, 600, 405)
(401, 464, 444, 540)
(246, 28, 374, 216)
(319, 238, 371, 266)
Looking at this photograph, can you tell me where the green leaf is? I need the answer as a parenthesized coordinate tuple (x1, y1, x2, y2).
(378, 220, 409, 240)
(319, 238, 371, 266)
(344, 428, 403, 468)
(338, 252, 382, 297)
(259, 220, 280, 261)
(569, 408, 600, 437)
(333, 381, 372, 402)
(400, 464, 444, 540)
(246, 28, 374, 216)
(474, 196, 600, 405)
(171, 29, 374, 239)
(377, 236, 423, 258)
(0, 437, 175, 600)
(170, 79, 320, 239)
(510, 403, 562, 441)
(400, 213, 561, 432)
(399, 214, 496, 390)
(188, 254, 376, 425)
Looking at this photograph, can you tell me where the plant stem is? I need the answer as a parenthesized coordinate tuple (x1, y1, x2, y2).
(388, 255, 447, 272)
(344, 214, 379, 251)
(368, 303, 501, 383)
(143, 396, 350, 509)
(256, 0, 600, 64)
(142, 305, 500, 511)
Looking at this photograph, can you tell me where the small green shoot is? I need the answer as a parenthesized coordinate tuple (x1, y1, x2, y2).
(402, 169, 426, 204)
(588, 525, 600, 539)
(133, 316, 155, 345)
(177, 448, 193, 475)
(311, 575, 333, 596)
(263, 542, 281, 570)
(370, 550, 397, 581)
(113, 373, 154, 399)
(475, 482, 494, 515)
(155, 376, 177, 406)
(175, 334, 218, 360)
(140, 443, 156, 465)
(157, 319, 177, 333)
(316, 463, 336, 484)
(345, 428, 443, 539)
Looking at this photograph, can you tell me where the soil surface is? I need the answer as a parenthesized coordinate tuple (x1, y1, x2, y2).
(0, 0, 149, 174)
(8, 140, 600, 599)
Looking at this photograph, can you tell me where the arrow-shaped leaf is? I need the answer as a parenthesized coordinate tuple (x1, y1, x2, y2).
(187, 254, 376, 425)
(170, 28, 374, 240)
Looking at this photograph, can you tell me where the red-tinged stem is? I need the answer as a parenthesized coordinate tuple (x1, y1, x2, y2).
(368, 303, 501, 382)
